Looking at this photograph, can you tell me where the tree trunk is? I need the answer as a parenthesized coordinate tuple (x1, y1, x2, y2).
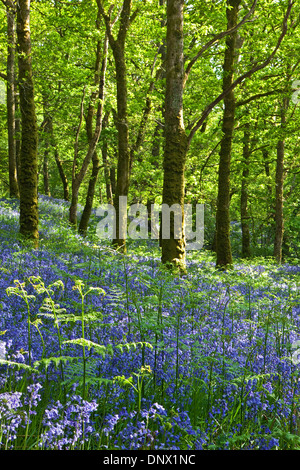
(101, 111, 113, 204)
(98, 0, 132, 251)
(15, 82, 21, 183)
(241, 123, 251, 258)
(262, 149, 273, 200)
(41, 104, 51, 197)
(42, 103, 69, 200)
(69, 86, 85, 227)
(6, 3, 19, 198)
(274, 98, 287, 264)
(216, 0, 241, 268)
(78, 28, 108, 237)
(69, 8, 107, 229)
(161, 0, 187, 272)
(110, 166, 116, 198)
(54, 148, 69, 201)
(112, 45, 130, 249)
(68, 88, 104, 228)
(17, 0, 39, 247)
(43, 146, 51, 197)
(78, 151, 100, 237)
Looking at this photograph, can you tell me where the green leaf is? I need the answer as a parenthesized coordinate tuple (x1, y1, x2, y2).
(63, 338, 112, 357)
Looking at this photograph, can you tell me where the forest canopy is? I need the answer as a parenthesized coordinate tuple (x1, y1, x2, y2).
(0, 0, 299, 269)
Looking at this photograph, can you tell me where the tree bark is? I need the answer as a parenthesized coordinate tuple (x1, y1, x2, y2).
(98, 0, 132, 251)
(17, 0, 39, 247)
(69, 86, 85, 227)
(161, 0, 187, 272)
(216, 0, 241, 268)
(43, 145, 51, 197)
(54, 148, 69, 201)
(78, 150, 100, 237)
(78, 26, 109, 237)
(15, 81, 21, 183)
(274, 98, 288, 264)
(262, 149, 272, 200)
(6, 3, 19, 198)
(241, 123, 251, 258)
(69, 87, 104, 228)
(101, 111, 113, 204)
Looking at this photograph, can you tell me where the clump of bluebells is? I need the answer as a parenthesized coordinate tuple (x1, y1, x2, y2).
(0, 391, 24, 447)
(39, 390, 98, 450)
(0, 196, 300, 450)
(0, 383, 42, 449)
(100, 403, 204, 450)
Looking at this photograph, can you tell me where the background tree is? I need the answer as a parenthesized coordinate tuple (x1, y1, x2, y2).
(16, 0, 39, 247)
(97, 0, 133, 250)
(5, 0, 19, 198)
(161, 0, 187, 272)
(215, 0, 241, 269)
(78, 21, 109, 237)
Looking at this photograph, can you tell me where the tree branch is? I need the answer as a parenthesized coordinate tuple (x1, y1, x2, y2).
(96, 0, 116, 49)
(117, 0, 131, 46)
(184, 0, 258, 86)
(187, 0, 294, 147)
(236, 88, 283, 107)
(73, 86, 86, 182)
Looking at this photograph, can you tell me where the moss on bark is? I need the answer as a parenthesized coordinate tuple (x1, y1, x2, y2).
(161, 0, 187, 273)
(17, 0, 39, 247)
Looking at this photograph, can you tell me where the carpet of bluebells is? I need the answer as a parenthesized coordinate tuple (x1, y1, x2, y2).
(0, 195, 300, 450)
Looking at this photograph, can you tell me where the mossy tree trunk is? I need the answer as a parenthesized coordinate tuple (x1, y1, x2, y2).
(17, 0, 39, 247)
(6, 2, 19, 198)
(161, 0, 187, 272)
(216, 0, 241, 268)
